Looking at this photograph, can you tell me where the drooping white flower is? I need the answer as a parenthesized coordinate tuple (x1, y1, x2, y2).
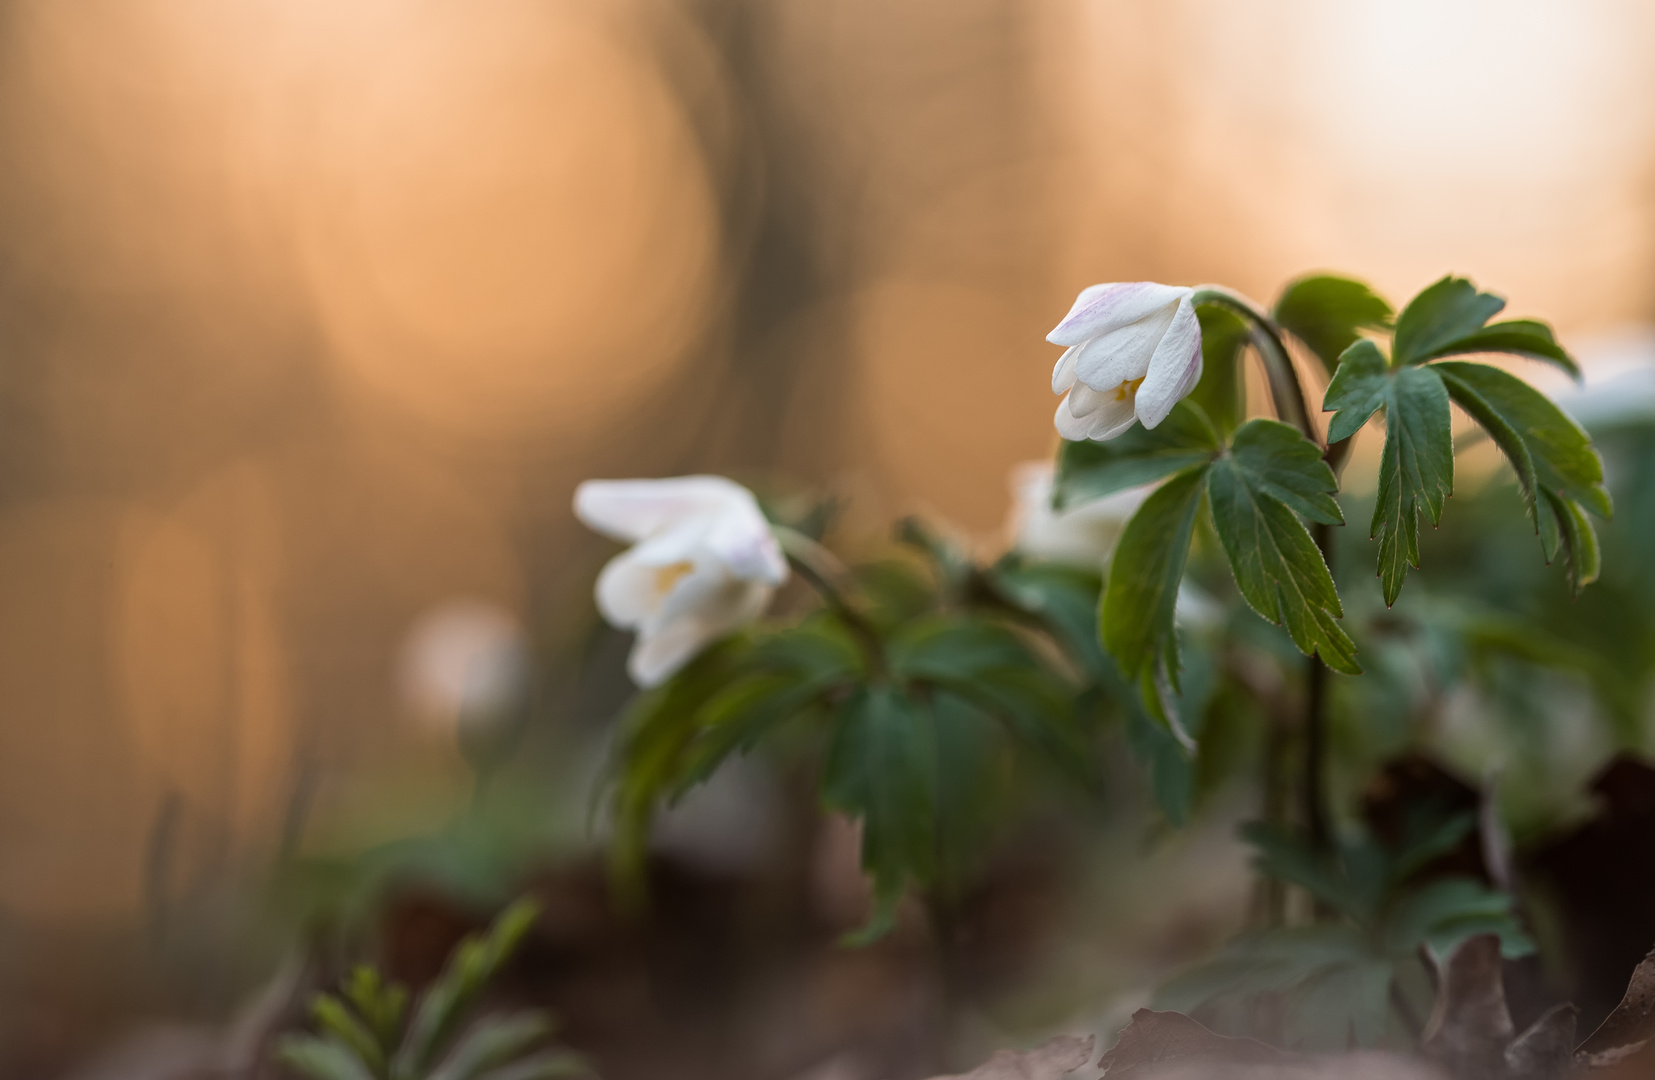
(1049, 282, 1204, 441)
(1006, 461, 1149, 567)
(574, 475, 788, 687)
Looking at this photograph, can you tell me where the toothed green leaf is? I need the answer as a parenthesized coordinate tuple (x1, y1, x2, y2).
(1100, 465, 1207, 735)
(1434, 360, 1609, 593)
(1207, 422, 1360, 675)
(1324, 344, 1452, 604)
(1392, 275, 1507, 365)
(821, 687, 935, 943)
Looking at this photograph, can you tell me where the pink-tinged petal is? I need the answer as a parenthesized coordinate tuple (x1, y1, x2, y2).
(704, 509, 788, 584)
(1071, 302, 1177, 390)
(1047, 282, 1191, 346)
(594, 549, 659, 628)
(1052, 345, 1080, 394)
(1133, 296, 1203, 429)
(1086, 393, 1140, 440)
(574, 476, 753, 542)
(1054, 395, 1095, 440)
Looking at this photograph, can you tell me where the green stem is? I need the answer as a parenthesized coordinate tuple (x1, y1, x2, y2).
(772, 526, 887, 680)
(1194, 286, 1338, 870)
(1191, 286, 1318, 445)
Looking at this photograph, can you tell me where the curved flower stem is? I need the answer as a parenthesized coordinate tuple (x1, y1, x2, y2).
(772, 525, 887, 680)
(1191, 286, 1318, 446)
(1193, 286, 1338, 865)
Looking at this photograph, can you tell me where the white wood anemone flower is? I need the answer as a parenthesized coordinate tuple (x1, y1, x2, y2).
(1050, 282, 1204, 441)
(1006, 461, 1150, 567)
(575, 475, 788, 687)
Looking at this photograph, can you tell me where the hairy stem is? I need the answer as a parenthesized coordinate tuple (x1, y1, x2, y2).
(1191, 286, 1318, 444)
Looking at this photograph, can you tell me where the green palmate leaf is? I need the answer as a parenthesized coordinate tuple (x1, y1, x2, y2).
(669, 672, 824, 796)
(427, 1013, 556, 1080)
(1391, 276, 1508, 365)
(310, 994, 386, 1074)
(1226, 420, 1344, 526)
(821, 687, 936, 943)
(1433, 360, 1609, 591)
(1054, 400, 1220, 508)
(473, 1050, 591, 1080)
(1100, 466, 1208, 738)
(1123, 702, 1194, 826)
(342, 966, 408, 1052)
(986, 560, 1107, 678)
(1188, 304, 1250, 436)
(1382, 877, 1533, 960)
(1207, 420, 1359, 674)
(1392, 275, 1580, 378)
(278, 1035, 380, 1080)
(1272, 273, 1393, 376)
(393, 900, 541, 1080)
(930, 691, 1005, 891)
(1324, 341, 1453, 604)
(1422, 320, 1580, 380)
(887, 617, 1031, 682)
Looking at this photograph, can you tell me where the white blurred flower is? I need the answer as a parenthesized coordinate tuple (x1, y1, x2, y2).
(575, 475, 787, 687)
(399, 600, 528, 733)
(1007, 461, 1148, 567)
(1049, 282, 1203, 441)
(1007, 462, 1221, 631)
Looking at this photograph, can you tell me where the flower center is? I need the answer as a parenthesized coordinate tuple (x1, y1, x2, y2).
(1114, 376, 1145, 403)
(653, 561, 696, 594)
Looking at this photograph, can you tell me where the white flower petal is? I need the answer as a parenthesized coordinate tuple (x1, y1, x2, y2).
(1067, 381, 1107, 419)
(651, 562, 742, 629)
(704, 512, 788, 585)
(1054, 394, 1096, 440)
(594, 549, 661, 628)
(1087, 394, 1141, 440)
(574, 476, 754, 543)
(1052, 345, 1080, 394)
(629, 519, 712, 565)
(1048, 282, 1191, 346)
(1133, 295, 1204, 429)
(629, 618, 717, 687)
(1071, 302, 1177, 390)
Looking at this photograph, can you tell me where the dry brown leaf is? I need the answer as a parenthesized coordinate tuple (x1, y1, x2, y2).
(1577, 947, 1655, 1069)
(1096, 1009, 1289, 1077)
(1503, 1003, 1576, 1080)
(1423, 934, 1514, 1080)
(927, 1034, 1095, 1080)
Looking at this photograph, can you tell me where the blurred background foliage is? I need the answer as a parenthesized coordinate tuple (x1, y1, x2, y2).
(0, 0, 1654, 1076)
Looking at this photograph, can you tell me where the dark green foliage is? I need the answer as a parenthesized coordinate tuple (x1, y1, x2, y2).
(1157, 818, 1531, 1051)
(1206, 420, 1358, 675)
(276, 899, 589, 1080)
(1273, 273, 1393, 376)
(1434, 361, 1608, 592)
(1320, 276, 1603, 603)
(1100, 466, 1208, 737)
(1323, 342, 1454, 605)
(603, 536, 1099, 942)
